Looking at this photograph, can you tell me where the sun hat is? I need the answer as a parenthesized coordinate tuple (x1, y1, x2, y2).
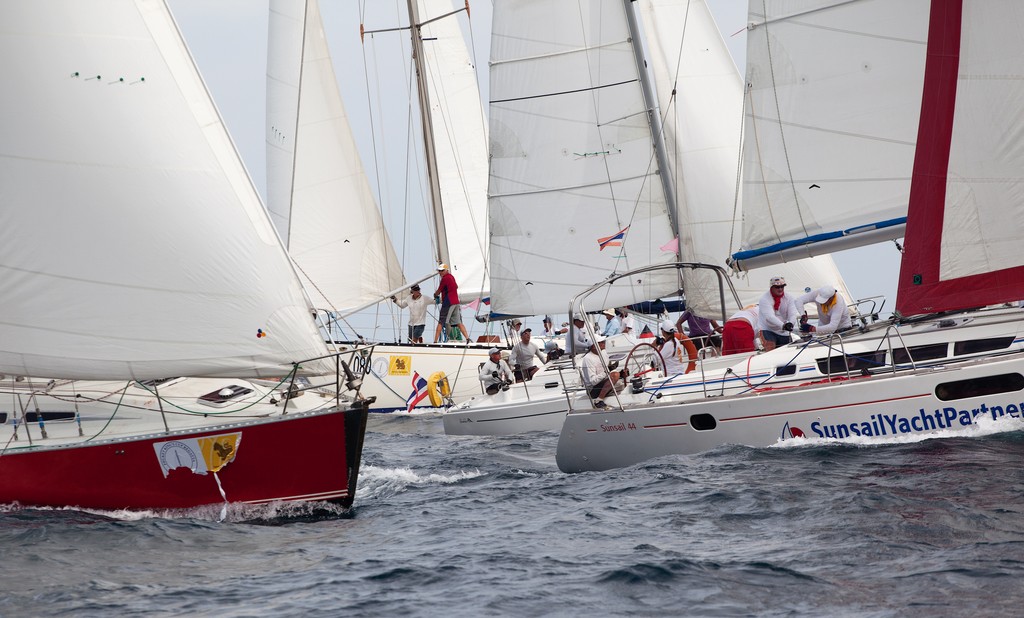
(770, 276, 786, 287)
(815, 285, 837, 304)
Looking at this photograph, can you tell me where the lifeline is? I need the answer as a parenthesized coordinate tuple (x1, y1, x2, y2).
(810, 402, 1022, 439)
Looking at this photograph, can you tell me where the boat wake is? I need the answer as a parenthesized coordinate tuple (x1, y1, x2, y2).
(356, 464, 485, 500)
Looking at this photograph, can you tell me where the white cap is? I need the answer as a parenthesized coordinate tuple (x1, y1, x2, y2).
(660, 319, 676, 333)
(488, 347, 500, 355)
(815, 285, 837, 304)
(437, 263, 448, 271)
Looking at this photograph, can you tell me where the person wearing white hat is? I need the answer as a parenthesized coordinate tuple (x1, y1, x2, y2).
(581, 340, 621, 408)
(565, 314, 593, 356)
(600, 309, 621, 336)
(794, 285, 851, 336)
(757, 276, 801, 350)
(658, 320, 690, 376)
(432, 263, 470, 343)
(479, 347, 514, 395)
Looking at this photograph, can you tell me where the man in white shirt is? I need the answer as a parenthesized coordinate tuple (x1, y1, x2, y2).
(391, 284, 427, 343)
(618, 308, 635, 336)
(794, 285, 851, 336)
(479, 347, 514, 395)
(509, 329, 547, 382)
(565, 315, 592, 356)
(581, 341, 621, 408)
(757, 276, 800, 350)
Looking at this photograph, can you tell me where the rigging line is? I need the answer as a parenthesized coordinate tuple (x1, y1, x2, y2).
(750, 0, 866, 30)
(762, 0, 810, 238)
(490, 78, 639, 105)
(728, 76, 747, 257)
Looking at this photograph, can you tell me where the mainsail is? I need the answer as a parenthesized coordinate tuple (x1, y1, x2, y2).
(415, 0, 491, 299)
(637, 0, 855, 315)
(488, 0, 682, 317)
(730, 0, 930, 271)
(267, 0, 406, 313)
(0, 0, 331, 380)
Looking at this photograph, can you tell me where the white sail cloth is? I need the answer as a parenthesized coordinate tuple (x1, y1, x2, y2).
(488, 0, 681, 317)
(0, 0, 331, 380)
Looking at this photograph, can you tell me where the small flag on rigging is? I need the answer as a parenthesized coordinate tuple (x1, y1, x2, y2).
(597, 226, 629, 251)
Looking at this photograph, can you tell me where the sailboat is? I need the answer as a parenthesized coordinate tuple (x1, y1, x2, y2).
(443, 0, 855, 436)
(268, 0, 499, 411)
(0, 0, 371, 510)
(556, 0, 1024, 472)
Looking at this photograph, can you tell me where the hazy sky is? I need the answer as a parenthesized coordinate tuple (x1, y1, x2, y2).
(169, 0, 903, 327)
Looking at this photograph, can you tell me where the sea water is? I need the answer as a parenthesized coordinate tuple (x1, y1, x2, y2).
(3, 413, 1024, 617)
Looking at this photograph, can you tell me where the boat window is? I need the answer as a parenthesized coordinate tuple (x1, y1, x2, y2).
(198, 385, 254, 407)
(24, 412, 76, 422)
(935, 373, 1024, 401)
(0, 413, 6, 423)
(138, 377, 178, 389)
(690, 414, 717, 431)
(953, 336, 1016, 356)
(892, 343, 949, 364)
(775, 365, 797, 376)
(816, 351, 887, 375)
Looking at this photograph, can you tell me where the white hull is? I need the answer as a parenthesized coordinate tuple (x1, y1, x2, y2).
(337, 341, 495, 411)
(557, 307, 1024, 471)
(442, 334, 645, 435)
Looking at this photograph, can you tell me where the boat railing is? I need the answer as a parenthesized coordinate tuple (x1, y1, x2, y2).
(280, 344, 380, 415)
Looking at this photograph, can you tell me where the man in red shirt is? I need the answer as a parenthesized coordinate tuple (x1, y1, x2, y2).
(433, 263, 470, 343)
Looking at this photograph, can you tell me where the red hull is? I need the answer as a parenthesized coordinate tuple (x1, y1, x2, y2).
(0, 406, 369, 511)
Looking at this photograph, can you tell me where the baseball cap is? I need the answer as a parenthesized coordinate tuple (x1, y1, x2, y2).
(437, 263, 448, 271)
(770, 276, 786, 287)
(410, 284, 420, 291)
(512, 318, 522, 326)
(488, 347, 500, 355)
(660, 319, 676, 333)
(815, 285, 837, 304)
(522, 328, 532, 334)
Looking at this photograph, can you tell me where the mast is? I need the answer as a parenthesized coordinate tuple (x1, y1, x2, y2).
(622, 0, 679, 242)
(406, 0, 450, 268)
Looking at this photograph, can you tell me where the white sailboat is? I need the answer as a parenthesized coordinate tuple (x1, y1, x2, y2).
(0, 0, 371, 510)
(266, 0, 497, 412)
(444, 0, 854, 436)
(556, 0, 1024, 472)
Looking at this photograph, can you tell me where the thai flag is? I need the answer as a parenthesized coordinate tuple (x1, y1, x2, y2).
(597, 226, 629, 251)
(406, 371, 429, 411)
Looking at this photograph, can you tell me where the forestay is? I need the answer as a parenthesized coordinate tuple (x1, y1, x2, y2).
(0, 0, 331, 380)
(488, 0, 681, 317)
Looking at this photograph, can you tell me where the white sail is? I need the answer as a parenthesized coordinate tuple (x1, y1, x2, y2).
(638, 0, 854, 314)
(898, 0, 1024, 314)
(488, 0, 681, 317)
(267, 0, 406, 312)
(0, 0, 330, 380)
(732, 0, 930, 271)
(417, 0, 491, 299)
